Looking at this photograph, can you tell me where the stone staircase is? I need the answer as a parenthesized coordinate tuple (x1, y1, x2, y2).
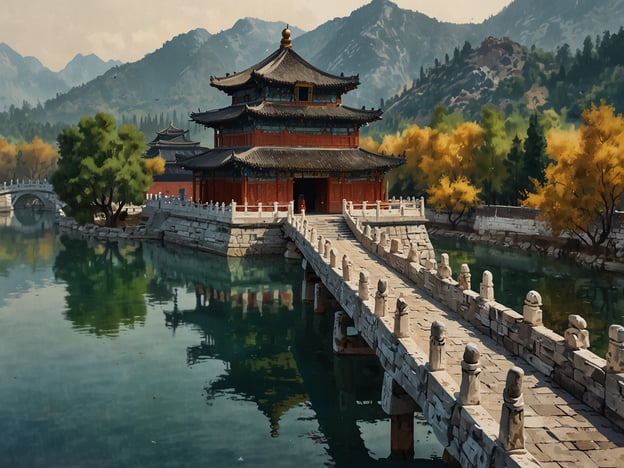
(303, 214, 355, 241)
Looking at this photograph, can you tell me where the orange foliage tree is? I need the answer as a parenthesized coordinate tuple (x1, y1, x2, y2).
(16, 136, 59, 180)
(524, 102, 624, 247)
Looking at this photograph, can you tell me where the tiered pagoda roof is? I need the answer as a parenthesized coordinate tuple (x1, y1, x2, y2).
(144, 123, 203, 162)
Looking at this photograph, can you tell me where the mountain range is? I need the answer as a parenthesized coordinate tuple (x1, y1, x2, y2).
(2, 0, 624, 131)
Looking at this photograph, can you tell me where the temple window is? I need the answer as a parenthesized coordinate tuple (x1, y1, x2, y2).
(295, 83, 313, 102)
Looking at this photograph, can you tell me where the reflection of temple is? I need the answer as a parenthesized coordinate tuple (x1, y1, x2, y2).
(164, 287, 304, 438)
(142, 123, 204, 198)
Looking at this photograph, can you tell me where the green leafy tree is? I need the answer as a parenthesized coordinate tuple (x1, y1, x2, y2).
(52, 112, 149, 226)
(522, 113, 548, 191)
(474, 105, 510, 205)
(502, 134, 524, 205)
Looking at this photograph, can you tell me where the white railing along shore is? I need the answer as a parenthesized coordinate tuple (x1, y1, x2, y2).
(342, 196, 426, 221)
(144, 194, 294, 224)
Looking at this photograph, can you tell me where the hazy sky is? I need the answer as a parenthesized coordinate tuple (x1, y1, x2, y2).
(1, 0, 512, 71)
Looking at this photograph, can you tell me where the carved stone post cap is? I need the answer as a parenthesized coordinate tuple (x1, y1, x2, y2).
(359, 270, 370, 282)
(505, 366, 525, 399)
(463, 343, 480, 364)
(460, 263, 470, 273)
(482, 270, 493, 285)
(377, 277, 388, 294)
(609, 324, 624, 343)
(440, 253, 450, 266)
(395, 297, 408, 315)
(431, 320, 446, 338)
(568, 314, 587, 329)
(524, 290, 542, 306)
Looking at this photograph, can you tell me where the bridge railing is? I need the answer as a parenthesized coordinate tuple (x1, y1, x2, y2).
(283, 216, 542, 466)
(342, 197, 426, 222)
(144, 195, 293, 225)
(1, 179, 53, 193)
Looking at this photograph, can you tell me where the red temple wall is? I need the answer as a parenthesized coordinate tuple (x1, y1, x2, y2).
(147, 181, 194, 198)
(326, 179, 384, 213)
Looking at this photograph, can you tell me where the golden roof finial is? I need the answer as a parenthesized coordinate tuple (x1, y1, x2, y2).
(280, 25, 292, 49)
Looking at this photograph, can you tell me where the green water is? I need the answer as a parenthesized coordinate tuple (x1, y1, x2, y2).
(0, 211, 444, 468)
(430, 234, 624, 357)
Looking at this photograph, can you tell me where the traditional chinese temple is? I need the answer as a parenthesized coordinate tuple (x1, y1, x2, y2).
(179, 27, 403, 213)
(143, 123, 204, 198)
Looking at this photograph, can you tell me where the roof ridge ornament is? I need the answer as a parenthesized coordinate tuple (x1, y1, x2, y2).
(280, 25, 292, 49)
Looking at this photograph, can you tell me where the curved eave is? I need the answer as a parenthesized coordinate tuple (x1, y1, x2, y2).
(178, 146, 405, 173)
(191, 103, 382, 128)
(210, 47, 359, 94)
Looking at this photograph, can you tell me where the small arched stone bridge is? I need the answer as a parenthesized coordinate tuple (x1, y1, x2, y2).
(0, 180, 60, 212)
(283, 209, 624, 468)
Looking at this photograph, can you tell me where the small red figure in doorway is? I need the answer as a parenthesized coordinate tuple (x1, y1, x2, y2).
(298, 194, 306, 213)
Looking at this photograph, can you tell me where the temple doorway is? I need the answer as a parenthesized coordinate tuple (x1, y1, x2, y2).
(293, 178, 328, 213)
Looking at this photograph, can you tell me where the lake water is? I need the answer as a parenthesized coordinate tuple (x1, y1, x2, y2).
(430, 234, 624, 357)
(0, 211, 444, 468)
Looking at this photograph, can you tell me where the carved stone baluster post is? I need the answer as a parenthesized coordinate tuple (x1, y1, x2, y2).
(317, 235, 325, 253)
(364, 224, 372, 239)
(460, 343, 481, 405)
(324, 240, 332, 259)
(499, 366, 525, 451)
(480, 270, 495, 302)
(606, 325, 624, 373)
(437, 253, 452, 279)
(342, 255, 352, 283)
(564, 314, 590, 350)
(380, 230, 388, 248)
(407, 241, 419, 263)
(522, 290, 543, 326)
(358, 270, 370, 300)
(309, 227, 317, 245)
(458, 264, 471, 291)
(394, 297, 410, 338)
(329, 248, 338, 268)
(429, 321, 446, 371)
(390, 238, 400, 254)
(374, 278, 388, 317)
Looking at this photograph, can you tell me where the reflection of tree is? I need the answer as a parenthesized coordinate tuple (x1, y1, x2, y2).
(0, 224, 57, 275)
(53, 237, 149, 337)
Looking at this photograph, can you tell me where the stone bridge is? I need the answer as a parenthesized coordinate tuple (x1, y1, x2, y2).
(283, 209, 624, 467)
(0, 180, 60, 212)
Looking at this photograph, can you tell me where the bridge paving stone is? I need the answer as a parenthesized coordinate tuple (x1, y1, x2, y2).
(301, 216, 624, 467)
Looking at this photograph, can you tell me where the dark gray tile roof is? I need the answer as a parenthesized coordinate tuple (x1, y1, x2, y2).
(191, 102, 381, 127)
(178, 146, 404, 172)
(210, 48, 359, 92)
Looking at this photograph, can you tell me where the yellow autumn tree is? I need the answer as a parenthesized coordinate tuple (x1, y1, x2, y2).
(363, 123, 483, 227)
(524, 102, 624, 247)
(0, 138, 18, 182)
(16, 136, 59, 180)
(143, 156, 166, 176)
(428, 176, 481, 228)
(419, 122, 483, 228)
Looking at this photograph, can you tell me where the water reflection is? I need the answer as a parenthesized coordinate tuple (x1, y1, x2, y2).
(144, 244, 443, 465)
(431, 235, 624, 356)
(53, 237, 149, 336)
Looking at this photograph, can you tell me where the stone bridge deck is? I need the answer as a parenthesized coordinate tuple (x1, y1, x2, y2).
(285, 215, 624, 468)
